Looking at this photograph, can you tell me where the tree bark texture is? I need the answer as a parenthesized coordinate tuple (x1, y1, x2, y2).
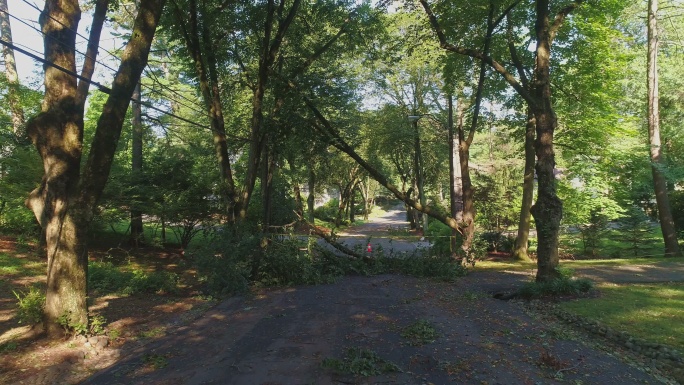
(412, 119, 426, 232)
(513, 110, 535, 262)
(307, 164, 315, 223)
(448, 94, 462, 255)
(26, 0, 165, 335)
(647, 0, 681, 257)
(130, 82, 144, 246)
(529, 0, 562, 282)
(0, 0, 25, 139)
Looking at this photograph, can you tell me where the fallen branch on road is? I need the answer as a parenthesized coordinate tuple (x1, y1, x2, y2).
(294, 212, 371, 261)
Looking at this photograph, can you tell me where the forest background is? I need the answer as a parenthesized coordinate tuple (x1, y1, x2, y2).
(0, 0, 683, 335)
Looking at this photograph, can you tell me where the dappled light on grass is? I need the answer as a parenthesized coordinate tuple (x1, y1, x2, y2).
(560, 283, 684, 351)
(563, 257, 676, 267)
(473, 259, 537, 272)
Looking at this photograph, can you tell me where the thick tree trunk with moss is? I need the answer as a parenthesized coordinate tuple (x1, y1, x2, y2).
(513, 110, 535, 262)
(647, 0, 681, 257)
(26, 0, 164, 336)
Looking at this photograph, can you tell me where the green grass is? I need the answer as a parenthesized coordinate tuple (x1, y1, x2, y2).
(474, 256, 680, 272)
(322, 347, 401, 377)
(559, 282, 684, 351)
(0, 253, 43, 277)
(401, 319, 439, 346)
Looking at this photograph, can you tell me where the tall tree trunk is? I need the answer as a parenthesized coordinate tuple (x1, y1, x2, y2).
(459, 120, 475, 253)
(420, 0, 580, 282)
(130, 82, 144, 246)
(349, 185, 356, 223)
(290, 159, 304, 219)
(647, 0, 681, 257)
(512, 110, 535, 261)
(412, 118, 426, 232)
(307, 164, 315, 223)
(173, 0, 236, 221)
(0, 0, 25, 139)
(26, 0, 164, 335)
(240, 0, 301, 219)
(458, 1, 495, 255)
(529, 0, 563, 282)
(448, 94, 463, 256)
(261, 145, 274, 232)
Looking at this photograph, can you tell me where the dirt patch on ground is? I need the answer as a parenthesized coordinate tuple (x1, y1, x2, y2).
(0, 236, 214, 385)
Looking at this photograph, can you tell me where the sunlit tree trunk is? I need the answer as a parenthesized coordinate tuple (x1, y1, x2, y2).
(448, 94, 463, 256)
(0, 0, 25, 139)
(26, 0, 164, 335)
(529, 0, 562, 281)
(513, 110, 535, 262)
(647, 0, 681, 257)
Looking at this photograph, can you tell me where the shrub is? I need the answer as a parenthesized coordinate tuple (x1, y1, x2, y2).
(314, 199, 340, 222)
(425, 220, 455, 256)
(14, 286, 45, 325)
(479, 231, 515, 253)
(191, 232, 255, 296)
(517, 272, 593, 299)
(57, 312, 108, 336)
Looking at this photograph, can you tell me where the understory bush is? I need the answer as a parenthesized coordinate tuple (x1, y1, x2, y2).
(314, 199, 340, 222)
(479, 231, 515, 253)
(14, 286, 45, 325)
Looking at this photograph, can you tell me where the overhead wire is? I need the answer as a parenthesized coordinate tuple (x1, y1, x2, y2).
(2, 6, 123, 76)
(4, 5, 253, 144)
(16, 0, 238, 133)
(0, 38, 214, 133)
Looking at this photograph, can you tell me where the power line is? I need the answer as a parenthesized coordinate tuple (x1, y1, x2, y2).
(8, 5, 221, 136)
(143, 67, 209, 118)
(0, 37, 214, 133)
(2, 7, 123, 77)
(19, 0, 91, 44)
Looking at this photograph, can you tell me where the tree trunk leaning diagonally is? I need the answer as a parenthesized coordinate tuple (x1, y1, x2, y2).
(647, 0, 681, 257)
(0, 0, 26, 139)
(26, 0, 165, 336)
